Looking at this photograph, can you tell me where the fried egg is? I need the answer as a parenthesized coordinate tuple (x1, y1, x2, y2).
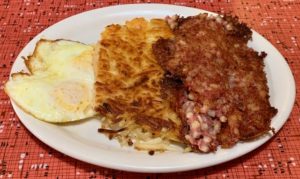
(5, 39, 96, 123)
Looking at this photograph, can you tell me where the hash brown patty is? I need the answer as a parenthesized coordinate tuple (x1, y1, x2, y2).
(94, 18, 183, 151)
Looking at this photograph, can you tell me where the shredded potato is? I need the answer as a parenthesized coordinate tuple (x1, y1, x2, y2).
(94, 18, 183, 152)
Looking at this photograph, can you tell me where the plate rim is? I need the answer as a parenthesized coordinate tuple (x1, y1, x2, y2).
(9, 3, 296, 173)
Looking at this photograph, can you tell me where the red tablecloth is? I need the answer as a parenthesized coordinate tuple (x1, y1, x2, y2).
(0, 0, 299, 178)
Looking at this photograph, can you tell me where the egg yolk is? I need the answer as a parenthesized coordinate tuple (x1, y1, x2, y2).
(52, 81, 90, 112)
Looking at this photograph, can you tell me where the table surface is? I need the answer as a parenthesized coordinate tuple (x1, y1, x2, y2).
(0, 0, 300, 178)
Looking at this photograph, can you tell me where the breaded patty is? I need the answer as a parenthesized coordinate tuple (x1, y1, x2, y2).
(94, 18, 183, 151)
(153, 14, 277, 152)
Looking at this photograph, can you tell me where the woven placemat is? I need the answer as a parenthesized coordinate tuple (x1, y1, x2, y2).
(0, 0, 299, 178)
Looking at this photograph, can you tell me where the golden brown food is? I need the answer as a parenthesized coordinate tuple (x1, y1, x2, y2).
(94, 18, 183, 151)
(153, 14, 277, 152)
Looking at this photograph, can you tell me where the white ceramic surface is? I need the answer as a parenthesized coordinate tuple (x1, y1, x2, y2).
(9, 4, 295, 173)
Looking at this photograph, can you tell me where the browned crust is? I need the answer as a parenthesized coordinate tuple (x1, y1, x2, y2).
(153, 13, 278, 151)
(135, 115, 175, 131)
(94, 18, 183, 145)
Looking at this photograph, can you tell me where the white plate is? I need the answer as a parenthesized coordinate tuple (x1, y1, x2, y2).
(10, 4, 295, 173)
